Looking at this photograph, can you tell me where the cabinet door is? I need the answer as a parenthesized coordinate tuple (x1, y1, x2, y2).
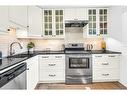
(87, 9, 97, 36)
(99, 9, 108, 35)
(65, 8, 87, 20)
(9, 6, 28, 29)
(0, 6, 9, 33)
(64, 9, 76, 20)
(54, 10, 65, 37)
(28, 6, 42, 37)
(40, 69, 65, 83)
(76, 8, 87, 20)
(43, 9, 65, 38)
(27, 56, 38, 90)
(86, 8, 108, 37)
(43, 10, 53, 37)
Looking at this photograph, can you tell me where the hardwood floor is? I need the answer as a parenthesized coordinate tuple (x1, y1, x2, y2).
(35, 82, 127, 90)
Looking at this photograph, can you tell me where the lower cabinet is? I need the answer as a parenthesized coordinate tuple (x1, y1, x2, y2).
(39, 54, 65, 83)
(92, 54, 120, 82)
(26, 56, 38, 90)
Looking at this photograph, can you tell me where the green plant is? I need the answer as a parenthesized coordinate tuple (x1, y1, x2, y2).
(27, 42, 35, 49)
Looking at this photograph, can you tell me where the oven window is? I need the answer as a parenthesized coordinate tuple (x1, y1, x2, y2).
(69, 58, 90, 69)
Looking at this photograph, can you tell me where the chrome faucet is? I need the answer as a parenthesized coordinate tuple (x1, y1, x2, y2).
(9, 42, 23, 56)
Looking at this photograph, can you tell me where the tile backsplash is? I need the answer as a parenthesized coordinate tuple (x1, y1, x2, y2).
(0, 28, 104, 57)
(0, 29, 29, 57)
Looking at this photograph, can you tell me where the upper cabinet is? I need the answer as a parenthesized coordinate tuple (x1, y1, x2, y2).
(42, 9, 65, 38)
(86, 8, 108, 37)
(9, 6, 28, 29)
(27, 6, 42, 37)
(64, 8, 87, 20)
(9, 6, 28, 38)
(0, 6, 9, 34)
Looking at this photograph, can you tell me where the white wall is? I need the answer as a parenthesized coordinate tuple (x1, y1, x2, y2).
(106, 6, 127, 87)
(108, 6, 123, 41)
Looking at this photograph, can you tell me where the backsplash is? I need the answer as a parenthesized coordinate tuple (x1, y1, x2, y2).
(0, 29, 29, 57)
(0, 28, 104, 57)
(30, 39, 65, 51)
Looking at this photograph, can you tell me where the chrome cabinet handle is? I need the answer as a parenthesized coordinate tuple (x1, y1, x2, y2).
(102, 63, 109, 65)
(48, 64, 56, 66)
(42, 56, 49, 58)
(108, 55, 116, 57)
(49, 74, 56, 77)
(95, 56, 102, 57)
(102, 74, 109, 76)
(55, 56, 62, 58)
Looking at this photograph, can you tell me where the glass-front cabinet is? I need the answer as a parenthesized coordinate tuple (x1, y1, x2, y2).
(99, 9, 107, 35)
(88, 9, 97, 36)
(43, 10, 53, 36)
(43, 9, 64, 38)
(87, 8, 108, 37)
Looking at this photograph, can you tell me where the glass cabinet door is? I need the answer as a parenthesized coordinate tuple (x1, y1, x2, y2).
(55, 10, 64, 36)
(99, 9, 107, 35)
(43, 10, 53, 36)
(88, 9, 97, 36)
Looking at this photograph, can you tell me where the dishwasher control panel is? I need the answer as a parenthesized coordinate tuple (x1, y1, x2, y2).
(0, 62, 26, 88)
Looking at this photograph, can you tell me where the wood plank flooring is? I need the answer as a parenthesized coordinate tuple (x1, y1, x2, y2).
(35, 82, 127, 90)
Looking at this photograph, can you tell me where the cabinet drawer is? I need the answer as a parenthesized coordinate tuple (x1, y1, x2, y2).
(39, 69, 65, 81)
(93, 61, 119, 69)
(93, 69, 119, 80)
(40, 54, 65, 60)
(39, 61, 65, 69)
(93, 54, 120, 62)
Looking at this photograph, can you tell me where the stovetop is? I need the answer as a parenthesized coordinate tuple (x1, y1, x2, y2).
(65, 50, 90, 54)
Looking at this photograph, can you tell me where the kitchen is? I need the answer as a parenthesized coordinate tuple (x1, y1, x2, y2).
(0, 6, 127, 90)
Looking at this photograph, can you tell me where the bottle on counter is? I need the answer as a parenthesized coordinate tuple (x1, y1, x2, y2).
(101, 40, 106, 51)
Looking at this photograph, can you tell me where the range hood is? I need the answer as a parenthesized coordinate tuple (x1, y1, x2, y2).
(65, 20, 88, 27)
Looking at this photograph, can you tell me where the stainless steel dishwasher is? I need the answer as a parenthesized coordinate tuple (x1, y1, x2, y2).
(0, 62, 27, 89)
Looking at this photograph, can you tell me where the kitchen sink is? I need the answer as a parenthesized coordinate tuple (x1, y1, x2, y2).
(7, 54, 33, 58)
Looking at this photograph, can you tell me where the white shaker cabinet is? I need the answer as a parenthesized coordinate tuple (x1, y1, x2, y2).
(26, 56, 38, 90)
(28, 6, 42, 37)
(92, 54, 120, 82)
(39, 54, 65, 83)
(0, 6, 9, 33)
(64, 8, 87, 20)
(9, 6, 28, 29)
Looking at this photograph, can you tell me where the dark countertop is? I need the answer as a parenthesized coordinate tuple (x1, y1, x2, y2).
(65, 50, 121, 54)
(88, 50, 121, 54)
(0, 50, 121, 71)
(0, 50, 65, 71)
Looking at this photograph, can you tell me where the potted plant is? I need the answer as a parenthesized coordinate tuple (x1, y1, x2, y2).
(27, 42, 35, 54)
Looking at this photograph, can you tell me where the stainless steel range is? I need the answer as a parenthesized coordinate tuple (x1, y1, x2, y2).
(65, 43, 92, 84)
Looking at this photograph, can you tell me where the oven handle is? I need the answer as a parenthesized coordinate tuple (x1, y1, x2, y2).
(66, 76, 92, 79)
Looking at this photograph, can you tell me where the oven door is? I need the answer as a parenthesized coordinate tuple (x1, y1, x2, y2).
(66, 54, 92, 76)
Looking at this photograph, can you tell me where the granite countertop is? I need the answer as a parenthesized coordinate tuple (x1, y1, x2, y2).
(65, 50, 121, 54)
(0, 50, 65, 71)
(88, 50, 121, 54)
(0, 50, 121, 71)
